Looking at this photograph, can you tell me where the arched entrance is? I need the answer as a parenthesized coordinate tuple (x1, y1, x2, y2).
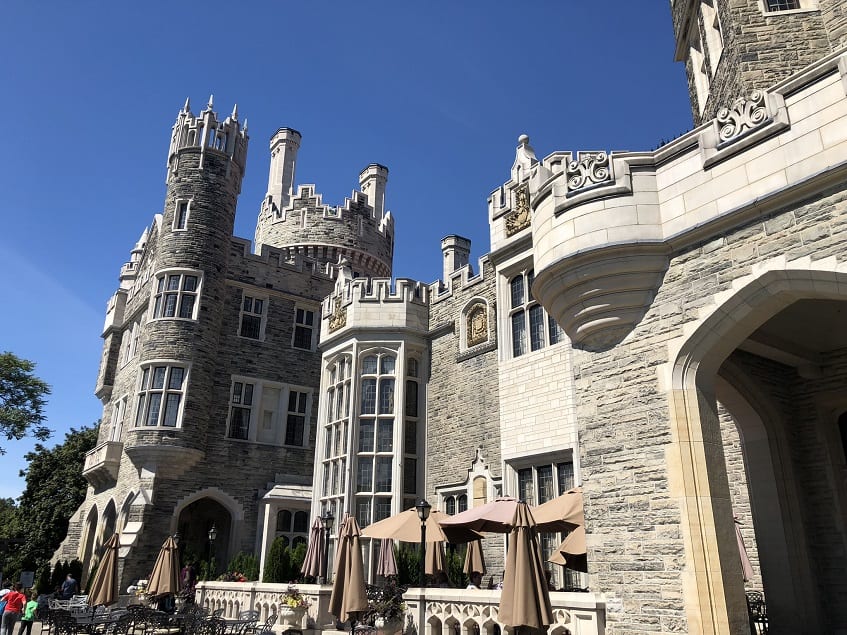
(79, 505, 98, 579)
(668, 266, 847, 634)
(175, 497, 234, 578)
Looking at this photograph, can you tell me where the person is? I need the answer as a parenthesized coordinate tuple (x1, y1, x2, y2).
(35, 591, 48, 619)
(466, 572, 482, 590)
(180, 563, 197, 602)
(17, 592, 38, 635)
(60, 574, 78, 600)
(1, 583, 26, 635)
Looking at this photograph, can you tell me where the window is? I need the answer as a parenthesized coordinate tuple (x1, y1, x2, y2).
(765, 0, 799, 9)
(121, 316, 143, 367)
(285, 391, 308, 446)
(152, 272, 200, 320)
(508, 269, 560, 357)
(226, 377, 310, 446)
(239, 294, 266, 340)
(110, 396, 127, 442)
(321, 356, 351, 517)
(135, 364, 187, 427)
(293, 307, 316, 350)
(174, 200, 190, 230)
(701, 0, 723, 76)
(514, 460, 575, 505)
(275, 508, 309, 548)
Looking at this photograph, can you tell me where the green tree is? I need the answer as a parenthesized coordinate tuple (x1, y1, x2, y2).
(0, 352, 51, 454)
(10, 425, 98, 575)
(262, 537, 290, 583)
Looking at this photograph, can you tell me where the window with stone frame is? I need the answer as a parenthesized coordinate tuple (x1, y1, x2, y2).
(292, 307, 317, 350)
(321, 355, 352, 521)
(274, 508, 309, 549)
(354, 351, 397, 527)
(134, 364, 187, 428)
(441, 492, 468, 515)
(403, 357, 421, 505)
(239, 294, 266, 340)
(700, 0, 723, 76)
(173, 200, 190, 231)
(509, 269, 561, 357)
(151, 271, 200, 320)
(110, 395, 128, 442)
(765, 0, 800, 10)
(226, 377, 310, 446)
(121, 315, 143, 367)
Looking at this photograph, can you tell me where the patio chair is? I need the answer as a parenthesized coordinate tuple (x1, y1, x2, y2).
(237, 611, 259, 621)
(245, 614, 276, 635)
(211, 609, 225, 619)
(746, 591, 768, 635)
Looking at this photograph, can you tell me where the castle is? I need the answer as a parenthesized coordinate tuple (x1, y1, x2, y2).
(59, 1, 847, 633)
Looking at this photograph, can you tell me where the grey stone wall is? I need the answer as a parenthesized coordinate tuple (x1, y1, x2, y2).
(573, 180, 847, 633)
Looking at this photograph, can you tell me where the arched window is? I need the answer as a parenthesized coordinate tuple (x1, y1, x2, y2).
(276, 510, 292, 532)
(445, 497, 456, 516)
(293, 511, 309, 533)
(457, 495, 468, 513)
(508, 269, 563, 357)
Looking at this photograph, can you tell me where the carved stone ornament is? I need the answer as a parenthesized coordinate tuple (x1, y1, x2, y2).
(717, 90, 769, 143)
(566, 151, 611, 192)
(504, 184, 531, 237)
(328, 296, 347, 333)
(466, 304, 488, 347)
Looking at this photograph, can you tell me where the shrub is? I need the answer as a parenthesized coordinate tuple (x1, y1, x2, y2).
(226, 552, 259, 581)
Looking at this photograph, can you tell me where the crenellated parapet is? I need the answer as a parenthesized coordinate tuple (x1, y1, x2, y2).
(167, 96, 248, 190)
(319, 261, 429, 345)
(254, 128, 394, 278)
(522, 49, 847, 351)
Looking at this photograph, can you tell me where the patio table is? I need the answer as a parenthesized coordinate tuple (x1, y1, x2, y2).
(221, 618, 257, 635)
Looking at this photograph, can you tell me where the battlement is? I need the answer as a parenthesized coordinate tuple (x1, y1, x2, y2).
(167, 96, 248, 189)
(320, 263, 430, 344)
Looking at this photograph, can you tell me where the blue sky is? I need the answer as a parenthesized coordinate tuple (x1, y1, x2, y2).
(0, 2, 693, 499)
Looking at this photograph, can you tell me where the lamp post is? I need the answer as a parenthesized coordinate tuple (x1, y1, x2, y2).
(320, 511, 335, 585)
(415, 499, 431, 588)
(207, 524, 217, 579)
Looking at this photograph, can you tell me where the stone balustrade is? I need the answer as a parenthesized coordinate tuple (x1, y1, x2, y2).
(196, 582, 605, 635)
(82, 441, 123, 487)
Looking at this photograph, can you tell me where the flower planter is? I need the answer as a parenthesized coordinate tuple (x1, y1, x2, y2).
(278, 606, 306, 628)
(374, 617, 404, 635)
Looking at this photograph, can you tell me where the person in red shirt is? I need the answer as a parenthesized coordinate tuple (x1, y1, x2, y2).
(0, 583, 25, 635)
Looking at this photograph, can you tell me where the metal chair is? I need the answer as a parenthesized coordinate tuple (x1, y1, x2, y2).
(746, 591, 768, 635)
(246, 614, 276, 635)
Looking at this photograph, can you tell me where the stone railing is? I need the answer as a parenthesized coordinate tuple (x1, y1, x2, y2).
(196, 581, 333, 632)
(82, 441, 123, 487)
(404, 588, 605, 635)
(196, 582, 605, 635)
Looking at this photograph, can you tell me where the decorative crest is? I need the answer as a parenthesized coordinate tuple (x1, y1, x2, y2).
(716, 90, 769, 143)
(466, 304, 489, 347)
(328, 296, 347, 333)
(504, 184, 531, 237)
(566, 151, 611, 193)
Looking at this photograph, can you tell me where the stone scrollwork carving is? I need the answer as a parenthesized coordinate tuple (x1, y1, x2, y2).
(504, 184, 531, 237)
(717, 90, 769, 143)
(566, 151, 611, 193)
(466, 304, 488, 347)
(328, 296, 347, 333)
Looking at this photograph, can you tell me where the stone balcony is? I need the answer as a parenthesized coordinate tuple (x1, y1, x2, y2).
(196, 581, 606, 635)
(82, 441, 123, 488)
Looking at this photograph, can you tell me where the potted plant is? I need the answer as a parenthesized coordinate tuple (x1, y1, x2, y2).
(279, 585, 311, 627)
(365, 582, 407, 635)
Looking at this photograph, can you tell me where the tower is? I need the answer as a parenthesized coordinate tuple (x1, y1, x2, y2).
(672, 0, 847, 124)
(254, 132, 394, 279)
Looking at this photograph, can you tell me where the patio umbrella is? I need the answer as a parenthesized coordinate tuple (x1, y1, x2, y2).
(362, 508, 482, 544)
(530, 488, 584, 531)
(88, 533, 120, 606)
(463, 539, 487, 576)
(424, 542, 445, 576)
(498, 503, 553, 631)
(376, 539, 398, 577)
(329, 515, 368, 623)
(548, 525, 587, 573)
(300, 516, 326, 579)
(146, 536, 181, 597)
(735, 518, 754, 582)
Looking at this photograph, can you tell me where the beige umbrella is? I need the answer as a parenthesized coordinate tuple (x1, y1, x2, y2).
(146, 536, 181, 597)
(735, 518, 754, 582)
(301, 516, 326, 579)
(424, 541, 445, 576)
(548, 525, 587, 572)
(463, 539, 487, 576)
(329, 516, 368, 623)
(439, 497, 519, 534)
(498, 503, 553, 631)
(376, 539, 398, 577)
(530, 488, 584, 530)
(87, 534, 120, 606)
(362, 508, 482, 544)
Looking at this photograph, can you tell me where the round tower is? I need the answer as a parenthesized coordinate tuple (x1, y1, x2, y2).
(123, 96, 248, 474)
(254, 129, 394, 278)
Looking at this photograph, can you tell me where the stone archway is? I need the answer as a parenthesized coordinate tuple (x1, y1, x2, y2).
(79, 505, 98, 580)
(666, 263, 847, 634)
(174, 493, 238, 578)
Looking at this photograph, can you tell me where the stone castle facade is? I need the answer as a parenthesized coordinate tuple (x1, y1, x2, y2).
(59, 2, 847, 633)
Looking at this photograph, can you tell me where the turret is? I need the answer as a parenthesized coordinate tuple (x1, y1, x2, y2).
(359, 163, 388, 221)
(261, 128, 302, 217)
(441, 235, 471, 286)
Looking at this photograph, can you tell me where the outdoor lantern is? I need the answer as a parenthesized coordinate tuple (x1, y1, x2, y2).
(416, 499, 431, 588)
(208, 524, 217, 543)
(321, 510, 335, 532)
(173, 531, 181, 546)
(320, 510, 335, 585)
